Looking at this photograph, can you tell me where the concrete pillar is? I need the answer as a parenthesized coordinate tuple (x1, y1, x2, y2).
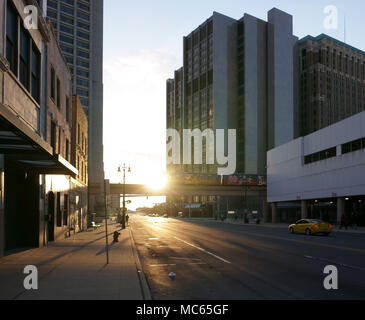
(271, 203, 278, 224)
(263, 200, 269, 223)
(337, 198, 345, 225)
(301, 200, 308, 219)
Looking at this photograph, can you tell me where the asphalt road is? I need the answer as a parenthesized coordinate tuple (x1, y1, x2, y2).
(130, 214, 365, 300)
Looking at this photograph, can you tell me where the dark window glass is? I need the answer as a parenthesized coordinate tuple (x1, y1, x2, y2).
(51, 67, 55, 99)
(304, 155, 312, 164)
(312, 153, 319, 162)
(56, 193, 62, 227)
(6, 4, 18, 74)
(342, 142, 351, 154)
(51, 121, 56, 150)
(57, 78, 61, 108)
(63, 195, 69, 226)
(61, 4, 73, 15)
(60, 34, 74, 45)
(66, 96, 70, 123)
(19, 26, 30, 89)
(31, 44, 41, 103)
(352, 139, 362, 152)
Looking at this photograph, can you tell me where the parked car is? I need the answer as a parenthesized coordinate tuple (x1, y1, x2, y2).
(289, 219, 333, 236)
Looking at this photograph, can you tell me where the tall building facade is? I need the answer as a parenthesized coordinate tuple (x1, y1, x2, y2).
(166, 8, 297, 216)
(0, 0, 81, 257)
(167, 8, 297, 176)
(298, 34, 365, 136)
(45, 0, 104, 211)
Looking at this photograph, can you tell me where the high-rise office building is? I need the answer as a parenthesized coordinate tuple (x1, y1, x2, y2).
(167, 8, 297, 176)
(166, 8, 297, 216)
(45, 0, 104, 210)
(298, 34, 365, 136)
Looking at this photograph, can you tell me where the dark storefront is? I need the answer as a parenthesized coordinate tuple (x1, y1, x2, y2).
(0, 104, 77, 255)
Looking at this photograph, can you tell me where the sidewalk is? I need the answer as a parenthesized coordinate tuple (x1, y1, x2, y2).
(180, 218, 365, 235)
(0, 222, 149, 300)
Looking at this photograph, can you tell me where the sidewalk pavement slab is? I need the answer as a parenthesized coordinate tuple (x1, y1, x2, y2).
(0, 223, 146, 300)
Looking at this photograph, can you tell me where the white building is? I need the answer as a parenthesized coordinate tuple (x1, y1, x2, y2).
(267, 110, 365, 225)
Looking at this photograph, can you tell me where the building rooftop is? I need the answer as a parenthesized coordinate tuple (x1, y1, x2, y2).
(299, 33, 365, 56)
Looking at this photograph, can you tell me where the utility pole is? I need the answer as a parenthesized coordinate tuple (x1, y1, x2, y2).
(118, 164, 131, 230)
(104, 179, 109, 264)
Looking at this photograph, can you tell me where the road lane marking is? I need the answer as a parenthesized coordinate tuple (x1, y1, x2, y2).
(304, 256, 365, 273)
(149, 264, 177, 267)
(174, 237, 231, 264)
(148, 263, 207, 268)
(236, 231, 365, 253)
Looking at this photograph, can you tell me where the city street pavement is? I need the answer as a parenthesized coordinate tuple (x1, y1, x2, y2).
(131, 214, 365, 300)
(181, 218, 365, 235)
(0, 221, 148, 300)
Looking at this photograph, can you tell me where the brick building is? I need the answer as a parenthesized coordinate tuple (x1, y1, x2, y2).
(70, 94, 88, 231)
(0, 0, 77, 257)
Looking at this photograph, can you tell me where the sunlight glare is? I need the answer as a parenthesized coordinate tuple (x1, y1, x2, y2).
(146, 173, 167, 190)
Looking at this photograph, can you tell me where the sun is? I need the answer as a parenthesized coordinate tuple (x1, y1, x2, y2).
(146, 173, 168, 191)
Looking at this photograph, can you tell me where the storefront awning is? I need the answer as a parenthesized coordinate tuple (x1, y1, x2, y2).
(0, 103, 78, 177)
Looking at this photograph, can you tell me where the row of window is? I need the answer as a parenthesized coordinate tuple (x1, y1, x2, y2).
(305, 136, 365, 165)
(304, 147, 337, 165)
(50, 120, 70, 161)
(342, 137, 365, 154)
(301, 47, 365, 81)
(6, 4, 41, 103)
(50, 67, 70, 123)
(48, 1, 90, 21)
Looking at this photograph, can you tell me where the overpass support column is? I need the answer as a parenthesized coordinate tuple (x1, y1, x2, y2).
(301, 200, 308, 219)
(271, 203, 278, 224)
(263, 200, 269, 223)
(337, 198, 345, 226)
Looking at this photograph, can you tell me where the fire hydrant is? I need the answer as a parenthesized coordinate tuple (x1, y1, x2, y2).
(113, 231, 121, 243)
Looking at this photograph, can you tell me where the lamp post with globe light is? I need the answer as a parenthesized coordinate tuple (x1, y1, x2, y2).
(118, 164, 131, 229)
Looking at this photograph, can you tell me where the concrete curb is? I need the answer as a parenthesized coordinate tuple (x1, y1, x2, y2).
(129, 226, 152, 301)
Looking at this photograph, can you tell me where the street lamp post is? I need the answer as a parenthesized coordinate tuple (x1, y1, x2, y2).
(118, 164, 131, 229)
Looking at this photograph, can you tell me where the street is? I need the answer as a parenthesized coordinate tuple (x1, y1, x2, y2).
(131, 214, 365, 300)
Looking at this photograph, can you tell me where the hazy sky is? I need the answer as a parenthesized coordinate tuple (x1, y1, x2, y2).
(103, 0, 365, 187)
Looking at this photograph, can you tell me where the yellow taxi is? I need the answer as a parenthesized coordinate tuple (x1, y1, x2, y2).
(289, 219, 333, 236)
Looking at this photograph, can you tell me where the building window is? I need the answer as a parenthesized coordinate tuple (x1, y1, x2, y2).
(58, 127, 62, 154)
(56, 193, 62, 227)
(57, 78, 61, 108)
(6, 4, 18, 75)
(304, 147, 337, 165)
(51, 121, 56, 151)
(31, 44, 41, 103)
(19, 26, 30, 90)
(66, 138, 69, 161)
(78, 124, 80, 144)
(63, 195, 69, 226)
(66, 96, 70, 123)
(51, 67, 56, 100)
